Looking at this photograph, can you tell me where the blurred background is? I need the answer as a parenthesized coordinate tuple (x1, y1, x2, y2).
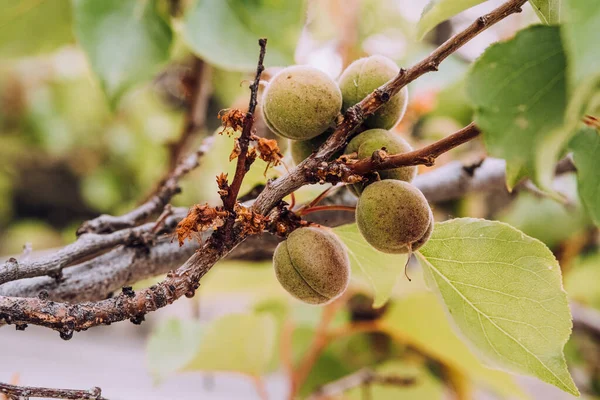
(0, 0, 598, 399)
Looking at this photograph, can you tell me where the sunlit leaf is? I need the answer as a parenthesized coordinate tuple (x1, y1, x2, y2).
(416, 0, 487, 40)
(537, 0, 600, 189)
(146, 318, 203, 382)
(569, 127, 600, 226)
(529, 0, 563, 24)
(381, 293, 528, 399)
(418, 218, 578, 395)
(333, 224, 408, 308)
(73, 0, 173, 105)
(184, 313, 276, 376)
(467, 25, 567, 189)
(0, 0, 73, 58)
(182, 0, 306, 71)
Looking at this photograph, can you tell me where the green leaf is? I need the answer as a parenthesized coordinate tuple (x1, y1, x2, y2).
(182, 0, 306, 71)
(345, 361, 444, 400)
(569, 127, 600, 226)
(529, 0, 563, 24)
(416, 0, 487, 40)
(467, 25, 567, 189)
(184, 313, 276, 376)
(565, 251, 600, 308)
(146, 318, 203, 382)
(72, 0, 173, 105)
(417, 218, 578, 396)
(0, 0, 73, 58)
(381, 293, 528, 399)
(499, 173, 590, 248)
(536, 0, 600, 189)
(333, 224, 408, 309)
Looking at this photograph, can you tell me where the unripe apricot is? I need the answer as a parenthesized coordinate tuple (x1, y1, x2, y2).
(290, 131, 330, 165)
(338, 55, 408, 129)
(356, 180, 431, 254)
(345, 129, 417, 194)
(262, 66, 342, 140)
(273, 227, 350, 304)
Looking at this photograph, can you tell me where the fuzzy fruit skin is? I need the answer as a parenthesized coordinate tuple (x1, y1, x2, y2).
(338, 55, 408, 130)
(262, 66, 342, 140)
(345, 129, 417, 194)
(356, 180, 431, 254)
(289, 129, 343, 165)
(290, 131, 330, 165)
(273, 227, 350, 305)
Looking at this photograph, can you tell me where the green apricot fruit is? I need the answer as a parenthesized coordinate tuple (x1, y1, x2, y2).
(262, 66, 342, 140)
(356, 180, 431, 254)
(345, 129, 417, 194)
(290, 131, 330, 165)
(338, 55, 408, 129)
(273, 227, 350, 304)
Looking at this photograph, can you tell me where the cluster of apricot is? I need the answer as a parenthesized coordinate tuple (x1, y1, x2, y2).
(264, 56, 433, 305)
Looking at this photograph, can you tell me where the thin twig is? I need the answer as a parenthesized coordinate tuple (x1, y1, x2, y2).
(0, 382, 107, 400)
(222, 38, 267, 211)
(77, 136, 214, 235)
(307, 368, 416, 400)
(168, 58, 212, 170)
(349, 122, 481, 175)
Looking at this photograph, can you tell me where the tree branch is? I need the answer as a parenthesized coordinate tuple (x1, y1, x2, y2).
(350, 122, 480, 174)
(222, 38, 267, 211)
(167, 57, 212, 170)
(307, 368, 415, 400)
(76, 136, 214, 235)
(0, 210, 186, 285)
(0, 382, 106, 400)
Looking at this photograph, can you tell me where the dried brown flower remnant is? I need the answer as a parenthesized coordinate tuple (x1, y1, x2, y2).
(218, 108, 245, 133)
(216, 173, 229, 198)
(234, 203, 267, 236)
(255, 136, 283, 168)
(176, 204, 228, 246)
(229, 138, 241, 161)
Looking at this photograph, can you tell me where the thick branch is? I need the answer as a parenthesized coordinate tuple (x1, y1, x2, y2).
(0, 382, 106, 400)
(251, 0, 526, 215)
(0, 210, 185, 285)
(77, 137, 214, 235)
(222, 38, 267, 210)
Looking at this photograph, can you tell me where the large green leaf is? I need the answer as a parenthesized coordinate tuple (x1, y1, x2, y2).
(416, 0, 487, 40)
(417, 218, 578, 395)
(0, 0, 73, 58)
(529, 0, 563, 24)
(182, 0, 306, 71)
(333, 224, 408, 309)
(467, 25, 567, 189)
(146, 318, 203, 382)
(569, 127, 600, 226)
(72, 0, 173, 105)
(184, 313, 276, 376)
(381, 293, 528, 399)
(537, 0, 600, 189)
